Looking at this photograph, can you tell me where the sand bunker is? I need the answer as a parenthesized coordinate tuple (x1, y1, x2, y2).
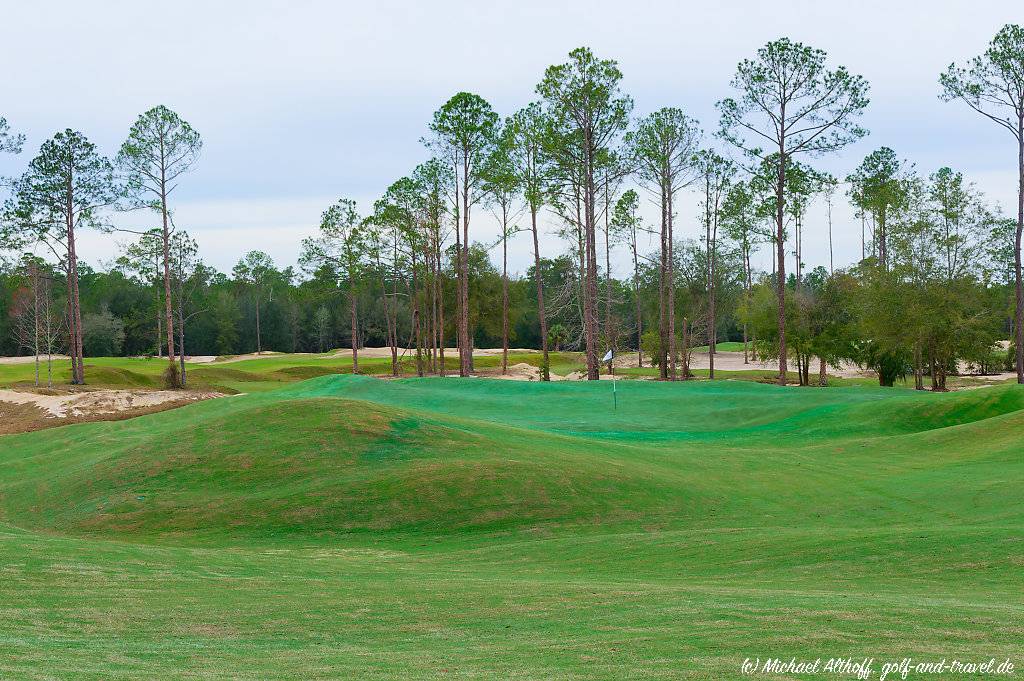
(0, 388, 220, 419)
(0, 354, 71, 365)
(184, 351, 285, 364)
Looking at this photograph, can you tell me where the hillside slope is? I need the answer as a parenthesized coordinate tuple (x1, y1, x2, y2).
(0, 377, 1021, 678)
(2, 376, 1022, 540)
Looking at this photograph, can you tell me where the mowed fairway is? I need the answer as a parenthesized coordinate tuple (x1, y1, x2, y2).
(0, 376, 1022, 679)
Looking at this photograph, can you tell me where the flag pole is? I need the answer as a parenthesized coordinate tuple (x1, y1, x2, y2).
(604, 349, 617, 411)
(612, 365, 617, 410)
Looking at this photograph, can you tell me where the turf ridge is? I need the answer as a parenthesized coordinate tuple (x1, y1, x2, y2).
(0, 376, 1021, 678)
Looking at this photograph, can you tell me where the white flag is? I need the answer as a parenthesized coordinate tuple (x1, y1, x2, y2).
(602, 350, 613, 362)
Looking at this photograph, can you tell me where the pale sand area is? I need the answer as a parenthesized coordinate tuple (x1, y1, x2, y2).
(0, 388, 221, 418)
(681, 350, 870, 378)
(0, 354, 70, 365)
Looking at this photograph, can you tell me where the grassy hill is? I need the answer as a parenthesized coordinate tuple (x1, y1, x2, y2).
(0, 376, 1021, 678)
(0, 351, 588, 393)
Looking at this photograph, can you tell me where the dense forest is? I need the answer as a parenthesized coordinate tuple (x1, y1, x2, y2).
(1, 26, 1022, 390)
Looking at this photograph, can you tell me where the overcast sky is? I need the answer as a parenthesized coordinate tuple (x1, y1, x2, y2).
(1, 0, 1020, 278)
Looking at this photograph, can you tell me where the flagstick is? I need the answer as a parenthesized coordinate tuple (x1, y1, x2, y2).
(603, 349, 617, 411)
(612, 366, 617, 410)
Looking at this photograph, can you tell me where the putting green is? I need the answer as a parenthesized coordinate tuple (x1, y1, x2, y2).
(0, 376, 1021, 678)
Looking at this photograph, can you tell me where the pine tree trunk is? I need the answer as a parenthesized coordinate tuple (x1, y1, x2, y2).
(1015, 116, 1024, 384)
(604, 176, 612, 370)
(658, 186, 668, 380)
(67, 205, 85, 385)
(32, 266, 40, 387)
(156, 280, 162, 358)
(744, 248, 751, 364)
(160, 173, 177, 384)
(350, 289, 359, 374)
(255, 294, 261, 354)
(583, 141, 600, 381)
(914, 343, 924, 390)
(775, 148, 788, 386)
(428, 243, 437, 373)
(633, 241, 642, 369)
(530, 204, 549, 381)
(501, 228, 509, 375)
(459, 150, 472, 377)
(708, 215, 716, 380)
(681, 317, 689, 380)
(178, 293, 187, 387)
(667, 185, 677, 381)
(436, 236, 446, 377)
(412, 252, 423, 378)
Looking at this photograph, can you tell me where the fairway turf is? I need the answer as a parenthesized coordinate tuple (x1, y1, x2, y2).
(0, 376, 1022, 678)
(0, 351, 588, 393)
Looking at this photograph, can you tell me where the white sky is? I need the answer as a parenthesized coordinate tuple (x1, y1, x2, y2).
(1, 0, 1020, 278)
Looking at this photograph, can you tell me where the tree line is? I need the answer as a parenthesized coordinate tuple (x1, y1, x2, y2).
(1, 26, 1022, 389)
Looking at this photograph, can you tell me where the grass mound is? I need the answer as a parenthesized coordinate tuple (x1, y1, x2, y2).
(3, 376, 1022, 543)
(0, 391, 682, 540)
(0, 376, 1022, 677)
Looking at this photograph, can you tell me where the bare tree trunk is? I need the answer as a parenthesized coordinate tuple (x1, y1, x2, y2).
(254, 293, 261, 354)
(177, 292, 187, 387)
(818, 356, 827, 387)
(930, 351, 938, 390)
(667, 184, 677, 381)
(382, 276, 398, 376)
(156, 267, 162, 357)
(71, 257, 84, 383)
(530, 204, 549, 381)
(65, 296, 75, 382)
(708, 194, 717, 380)
(45, 288, 54, 388)
(795, 213, 802, 292)
(914, 342, 924, 390)
(391, 243, 400, 377)
(501, 225, 509, 375)
(1015, 117, 1024, 384)
(828, 198, 834, 274)
(744, 248, 751, 364)
(633, 238, 642, 369)
(604, 175, 613, 371)
(861, 213, 866, 261)
(933, 359, 947, 392)
(658, 186, 668, 380)
(66, 203, 85, 385)
(775, 149, 788, 386)
(160, 172, 177, 384)
(428, 240, 437, 374)
(583, 144, 600, 381)
(350, 289, 359, 374)
(681, 317, 689, 380)
(437, 235, 447, 377)
(411, 250, 424, 378)
(459, 150, 472, 377)
(30, 264, 40, 386)
(878, 206, 888, 272)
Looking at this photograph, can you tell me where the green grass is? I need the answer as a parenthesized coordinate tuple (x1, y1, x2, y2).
(0, 351, 589, 392)
(688, 341, 747, 353)
(0, 376, 1022, 678)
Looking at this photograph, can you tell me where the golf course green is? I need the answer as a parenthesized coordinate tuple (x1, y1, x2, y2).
(1, 375, 1021, 678)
